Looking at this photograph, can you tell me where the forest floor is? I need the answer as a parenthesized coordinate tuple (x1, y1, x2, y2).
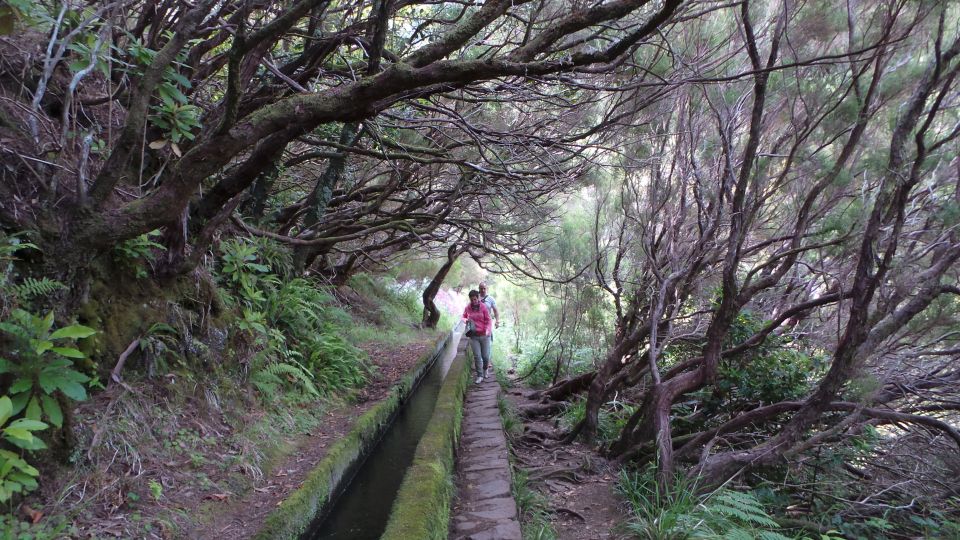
(501, 382, 631, 540)
(32, 335, 433, 539)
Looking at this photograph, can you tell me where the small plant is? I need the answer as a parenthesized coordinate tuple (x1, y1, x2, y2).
(220, 239, 270, 286)
(0, 233, 38, 313)
(114, 230, 166, 279)
(148, 479, 163, 501)
(11, 277, 67, 301)
(0, 309, 96, 428)
(0, 396, 47, 502)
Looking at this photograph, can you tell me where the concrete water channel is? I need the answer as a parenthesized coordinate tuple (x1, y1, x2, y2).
(301, 326, 464, 539)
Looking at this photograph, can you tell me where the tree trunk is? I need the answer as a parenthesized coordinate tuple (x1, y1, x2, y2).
(421, 243, 462, 328)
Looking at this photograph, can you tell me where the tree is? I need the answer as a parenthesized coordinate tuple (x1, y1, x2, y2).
(0, 0, 687, 291)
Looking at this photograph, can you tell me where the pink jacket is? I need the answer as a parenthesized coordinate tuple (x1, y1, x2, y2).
(462, 302, 492, 336)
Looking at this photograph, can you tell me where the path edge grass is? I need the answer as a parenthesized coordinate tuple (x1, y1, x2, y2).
(498, 389, 558, 540)
(251, 329, 449, 540)
(380, 344, 471, 539)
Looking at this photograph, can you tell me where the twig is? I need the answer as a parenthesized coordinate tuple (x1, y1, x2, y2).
(110, 336, 140, 388)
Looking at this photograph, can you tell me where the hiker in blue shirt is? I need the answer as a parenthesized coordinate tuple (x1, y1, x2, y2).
(478, 282, 499, 377)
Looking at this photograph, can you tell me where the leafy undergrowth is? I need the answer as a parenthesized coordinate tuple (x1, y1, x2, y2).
(616, 466, 795, 540)
(0, 235, 437, 537)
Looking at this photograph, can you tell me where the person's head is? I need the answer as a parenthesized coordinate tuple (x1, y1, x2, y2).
(479, 282, 488, 296)
(469, 289, 480, 306)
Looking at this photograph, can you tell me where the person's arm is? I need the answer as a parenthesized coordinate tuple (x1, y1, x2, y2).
(492, 305, 500, 328)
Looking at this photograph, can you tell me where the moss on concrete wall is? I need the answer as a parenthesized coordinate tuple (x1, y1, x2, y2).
(380, 345, 471, 540)
(252, 330, 448, 540)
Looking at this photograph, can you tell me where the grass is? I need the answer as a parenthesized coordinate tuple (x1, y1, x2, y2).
(616, 465, 795, 540)
(498, 395, 523, 437)
(511, 467, 559, 540)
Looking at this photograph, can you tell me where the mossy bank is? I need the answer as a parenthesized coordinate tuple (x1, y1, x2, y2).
(380, 347, 471, 539)
(252, 330, 450, 539)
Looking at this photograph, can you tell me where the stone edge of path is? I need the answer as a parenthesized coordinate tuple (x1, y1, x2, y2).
(250, 330, 451, 540)
(380, 346, 471, 539)
(449, 376, 523, 540)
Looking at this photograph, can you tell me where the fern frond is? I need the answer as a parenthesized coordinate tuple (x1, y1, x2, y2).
(253, 360, 320, 398)
(756, 531, 793, 540)
(707, 490, 780, 528)
(13, 277, 67, 300)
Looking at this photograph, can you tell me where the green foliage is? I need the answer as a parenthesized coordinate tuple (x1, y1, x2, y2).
(348, 273, 423, 331)
(560, 397, 637, 444)
(0, 309, 96, 428)
(0, 395, 47, 502)
(123, 36, 200, 146)
(0, 513, 77, 539)
(148, 479, 163, 500)
(151, 101, 202, 145)
(217, 238, 368, 398)
(114, 230, 166, 279)
(220, 238, 272, 303)
(617, 465, 793, 540)
(0, 233, 41, 312)
(498, 395, 522, 437)
(681, 311, 819, 429)
(250, 345, 320, 400)
(10, 277, 66, 301)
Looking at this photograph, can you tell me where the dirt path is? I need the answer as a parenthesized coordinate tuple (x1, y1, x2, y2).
(186, 339, 433, 539)
(450, 378, 522, 540)
(502, 386, 631, 540)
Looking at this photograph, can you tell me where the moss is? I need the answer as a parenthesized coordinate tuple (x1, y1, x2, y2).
(252, 330, 448, 540)
(380, 345, 471, 540)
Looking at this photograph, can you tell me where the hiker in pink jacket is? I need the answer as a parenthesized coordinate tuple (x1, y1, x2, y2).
(462, 289, 492, 384)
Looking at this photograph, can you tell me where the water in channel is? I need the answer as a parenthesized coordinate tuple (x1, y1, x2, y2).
(301, 328, 463, 540)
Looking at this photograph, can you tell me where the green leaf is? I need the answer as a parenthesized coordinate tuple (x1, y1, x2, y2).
(45, 357, 73, 369)
(6, 418, 47, 431)
(41, 311, 54, 333)
(0, 396, 11, 426)
(51, 347, 85, 359)
(8, 393, 28, 415)
(3, 427, 34, 443)
(31, 339, 52, 355)
(9, 378, 31, 394)
(37, 371, 60, 394)
(49, 325, 97, 340)
(40, 395, 62, 428)
(61, 370, 90, 383)
(58, 381, 87, 401)
(24, 396, 41, 421)
(5, 433, 45, 451)
(0, 357, 11, 374)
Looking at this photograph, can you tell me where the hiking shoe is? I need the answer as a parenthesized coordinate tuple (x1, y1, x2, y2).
(486, 366, 493, 377)
(475, 376, 483, 384)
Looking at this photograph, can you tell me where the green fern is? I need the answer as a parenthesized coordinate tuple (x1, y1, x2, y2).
(12, 277, 66, 301)
(707, 490, 782, 528)
(251, 358, 320, 398)
(618, 466, 794, 540)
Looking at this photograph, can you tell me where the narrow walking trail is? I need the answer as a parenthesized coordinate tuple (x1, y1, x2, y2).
(450, 379, 522, 540)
